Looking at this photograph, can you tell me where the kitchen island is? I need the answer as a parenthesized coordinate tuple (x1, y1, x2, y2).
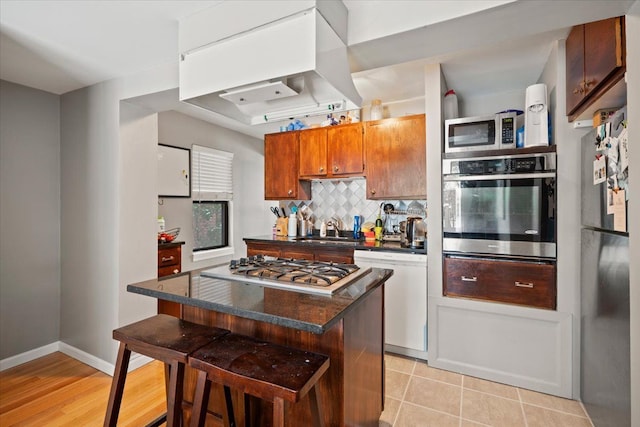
(127, 264, 393, 426)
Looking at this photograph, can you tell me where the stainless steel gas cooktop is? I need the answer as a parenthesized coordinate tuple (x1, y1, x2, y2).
(201, 255, 371, 295)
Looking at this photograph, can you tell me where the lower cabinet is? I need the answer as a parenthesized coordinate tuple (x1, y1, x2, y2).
(443, 255, 556, 309)
(157, 242, 184, 317)
(246, 241, 354, 264)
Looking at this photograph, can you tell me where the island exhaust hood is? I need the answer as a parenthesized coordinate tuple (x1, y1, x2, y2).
(179, 2, 362, 125)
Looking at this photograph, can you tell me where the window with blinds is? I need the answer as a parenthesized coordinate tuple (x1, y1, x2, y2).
(191, 145, 233, 201)
(191, 145, 233, 252)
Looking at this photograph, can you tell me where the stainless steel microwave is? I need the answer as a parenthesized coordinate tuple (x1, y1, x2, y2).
(444, 112, 523, 153)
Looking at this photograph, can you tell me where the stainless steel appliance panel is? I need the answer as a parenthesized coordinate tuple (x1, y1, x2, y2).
(442, 158, 556, 258)
(581, 128, 614, 231)
(580, 228, 630, 427)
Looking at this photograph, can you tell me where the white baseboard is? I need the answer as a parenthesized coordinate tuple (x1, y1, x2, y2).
(0, 342, 59, 372)
(1, 341, 154, 375)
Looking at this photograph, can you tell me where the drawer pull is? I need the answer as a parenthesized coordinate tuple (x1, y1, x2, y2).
(461, 276, 477, 282)
(515, 281, 534, 288)
(161, 256, 175, 262)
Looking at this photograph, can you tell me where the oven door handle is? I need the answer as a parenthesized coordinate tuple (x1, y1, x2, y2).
(443, 172, 555, 181)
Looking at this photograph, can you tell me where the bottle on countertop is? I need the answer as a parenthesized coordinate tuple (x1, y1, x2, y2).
(319, 220, 327, 238)
(288, 207, 298, 237)
(353, 215, 361, 239)
(157, 216, 165, 233)
(374, 209, 383, 241)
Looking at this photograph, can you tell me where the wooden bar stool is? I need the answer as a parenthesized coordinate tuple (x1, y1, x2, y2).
(104, 314, 229, 427)
(188, 333, 330, 427)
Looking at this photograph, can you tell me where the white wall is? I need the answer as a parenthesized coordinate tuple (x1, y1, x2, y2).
(625, 4, 640, 423)
(539, 39, 585, 397)
(157, 110, 272, 269)
(59, 81, 120, 364)
(118, 102, 158, 328)
(0, 81, 61, 359)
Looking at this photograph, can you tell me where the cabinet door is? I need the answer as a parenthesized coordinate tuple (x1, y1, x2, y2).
(299, 128, 328, 178)
(264, 132, 310, 200)
(584, 17, 624, 97)
(328, 123, 364, 176)
(566, 17, 625, 117)
(565, 24, 585, 115)
(365, 115, 426, 199)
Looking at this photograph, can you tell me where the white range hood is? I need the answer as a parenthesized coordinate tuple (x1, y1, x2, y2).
(179, 1, 362, 125)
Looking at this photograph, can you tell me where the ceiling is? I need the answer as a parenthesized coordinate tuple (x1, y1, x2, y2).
(1, 0, 636, 139)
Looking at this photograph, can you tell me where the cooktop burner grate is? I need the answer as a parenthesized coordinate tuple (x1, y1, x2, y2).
(229, 255, 359, 287)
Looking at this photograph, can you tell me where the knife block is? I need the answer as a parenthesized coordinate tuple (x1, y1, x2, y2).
(275, 217, 289, 236)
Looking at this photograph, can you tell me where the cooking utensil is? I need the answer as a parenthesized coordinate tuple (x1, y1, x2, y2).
(407, 201, 425, 216)
(383, 203, 395, 213)
(270, 207, 281, 218)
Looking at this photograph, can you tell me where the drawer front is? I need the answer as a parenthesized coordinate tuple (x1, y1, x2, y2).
(158, 265, 181, 277)
(281, 249, 315, 261)
(158, 247, 181, 268)
(247, 243, 281, 258)
(444, 257, 556, 309)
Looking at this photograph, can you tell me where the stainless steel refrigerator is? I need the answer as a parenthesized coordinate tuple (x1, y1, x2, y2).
(580, 107, 630, 427)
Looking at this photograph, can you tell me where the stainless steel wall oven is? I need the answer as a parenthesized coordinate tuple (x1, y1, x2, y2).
(442, 152, 556, 259)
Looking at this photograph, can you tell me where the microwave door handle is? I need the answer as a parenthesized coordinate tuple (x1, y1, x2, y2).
(443, 172, 556, 181)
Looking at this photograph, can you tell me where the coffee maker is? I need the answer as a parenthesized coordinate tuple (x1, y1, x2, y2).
(524, 83, 549, 147)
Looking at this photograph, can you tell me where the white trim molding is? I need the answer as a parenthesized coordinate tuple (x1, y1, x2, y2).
(1, 341, 153, 375)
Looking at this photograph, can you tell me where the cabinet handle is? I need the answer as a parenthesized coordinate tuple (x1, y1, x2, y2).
(173, 269, 179, 274)
(515, 281, 534, 288)
(370, 189, 376, 195)
(333, 165, 339, 172)
(319, 167, 324, 173)
(161, 256, 175, 262)
(461, 276, 477, 282)
(287, 189, 293, 196)
(584, 79, 596, 91)
(573, 87, 584, 95)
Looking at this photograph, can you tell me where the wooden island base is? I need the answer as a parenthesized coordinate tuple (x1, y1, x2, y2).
(180, 285, 384, 427)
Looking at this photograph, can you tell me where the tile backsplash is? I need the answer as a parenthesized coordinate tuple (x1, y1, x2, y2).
(283, 178, 426, 232)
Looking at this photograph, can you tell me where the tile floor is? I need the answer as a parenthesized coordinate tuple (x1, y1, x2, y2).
(380, 353, 593, 427)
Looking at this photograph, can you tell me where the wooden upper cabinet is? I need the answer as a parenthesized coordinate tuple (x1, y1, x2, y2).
(327, 123, 364, 176)
(365, 114, 426, 200)
(566, 16, 625, 120)
(298, 123, 364, 179)
(264, 132, 311, 200)
(299, 128, 328, 177)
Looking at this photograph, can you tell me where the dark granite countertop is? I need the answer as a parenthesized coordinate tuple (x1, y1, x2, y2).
(244, 235, 427, 254)
(127, 265, 393, 334)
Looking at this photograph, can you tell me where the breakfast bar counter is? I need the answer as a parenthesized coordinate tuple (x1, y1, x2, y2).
(127, 265, 393, 426)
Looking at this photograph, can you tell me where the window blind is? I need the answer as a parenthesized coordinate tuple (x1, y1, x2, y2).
(191, 145, 233, 200)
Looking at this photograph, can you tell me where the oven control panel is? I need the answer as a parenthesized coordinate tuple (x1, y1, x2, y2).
(443, 152, 555, 175)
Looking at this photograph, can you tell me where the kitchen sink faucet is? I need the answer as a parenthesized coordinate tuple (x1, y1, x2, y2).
(330, 217, 342, 237)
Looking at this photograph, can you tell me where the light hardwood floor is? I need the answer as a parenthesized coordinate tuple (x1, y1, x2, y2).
(1, 352, 594, 427)
(0, 352, 167, 426)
